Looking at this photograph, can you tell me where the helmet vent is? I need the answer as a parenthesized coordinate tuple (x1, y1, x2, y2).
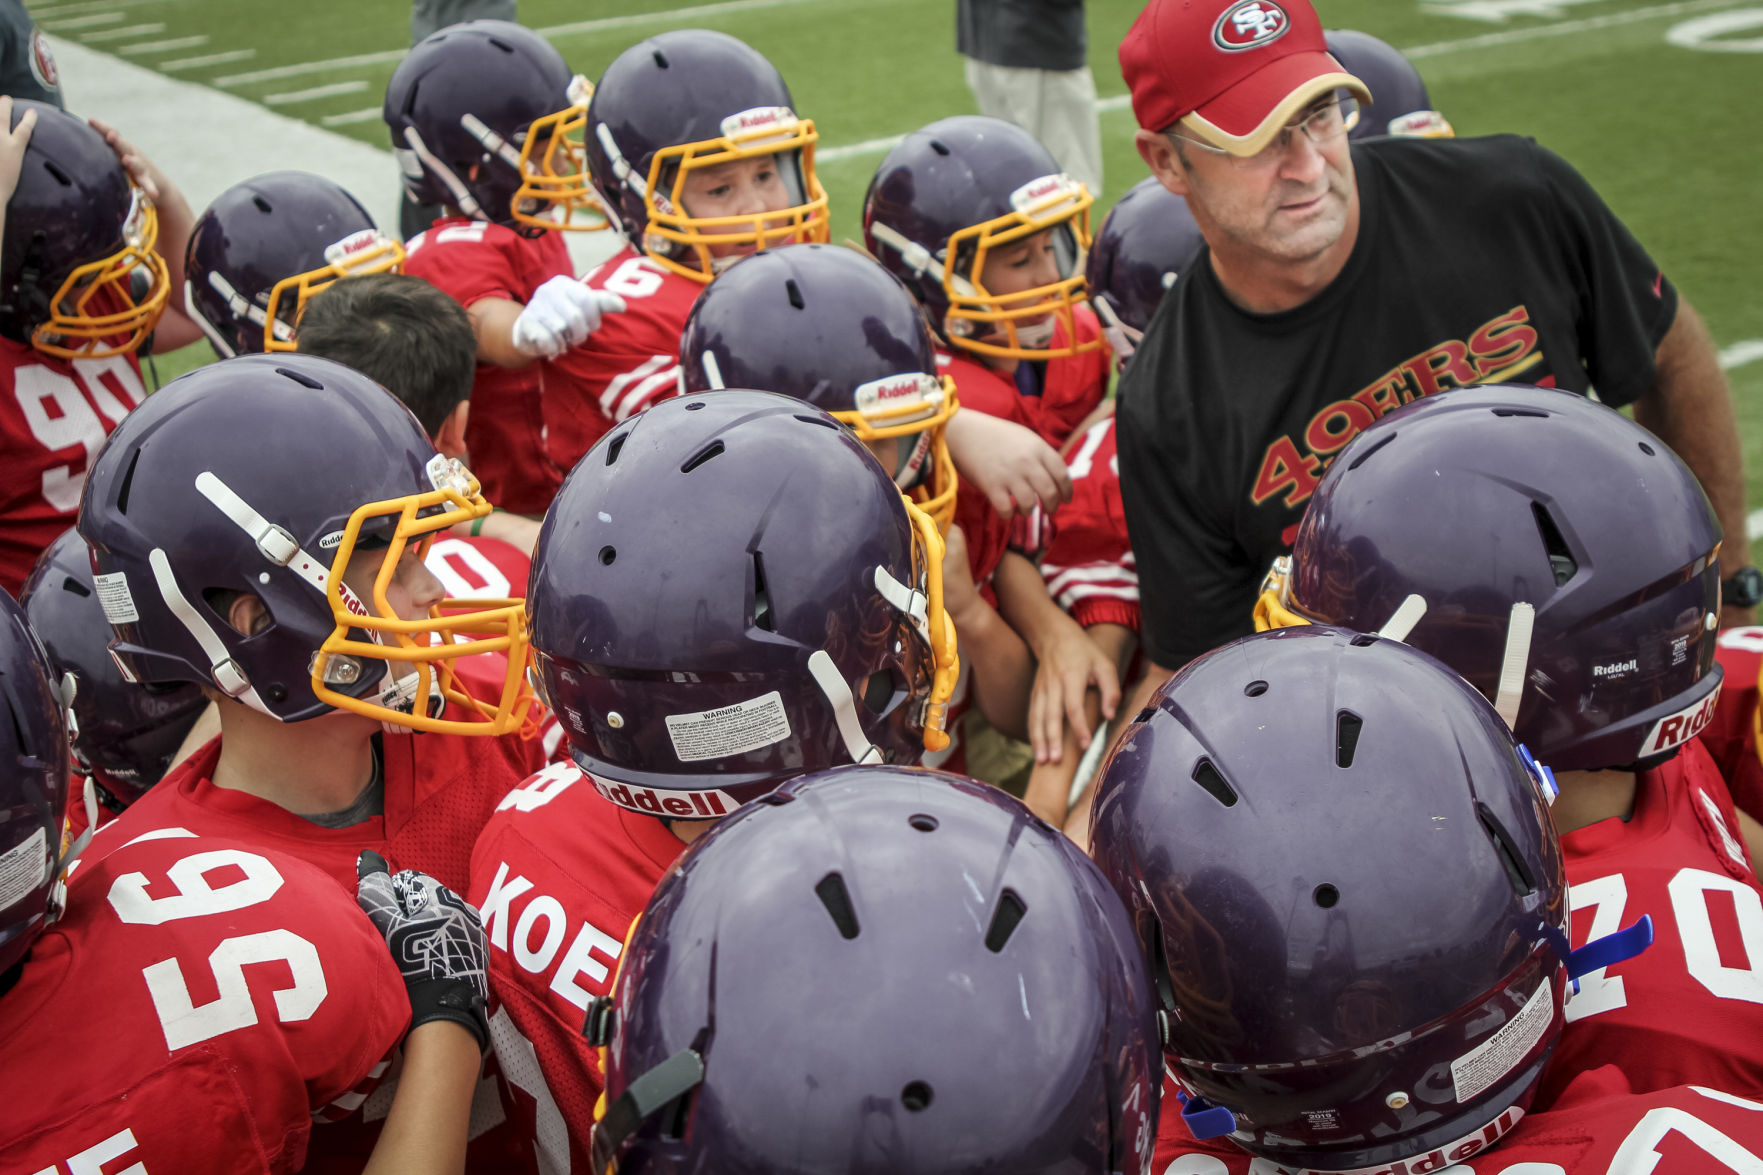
(599, 546, 617, 566)
(1638, 441, 1656, 456)
(1335, 711, 1363, 768)
(1313, 884, 1340, 908)
(984, 888, 1027, 952)
(908, 813, 938, 832)
(751, 552, 772, 632)
(1244, 680, 1268, 697)
(1134, 706, 1156, 725)
(61, 575, 90, 598)
(680, 440, 725, 473)
(1530, 502, 1578, 586)
(1349, 634, 1377, 648)
(814, 872, 861, 939)
(252, 195, 273, 215)
(44, 160, 71, 188)
(1492, 408, 1548, 419)
(115, 447, 143, 515)
(785, 278, 805, 309)
(488, 36, 513, 52)
(1476, 803, 1536, 896)
(794, 414, 840, 430)
(901, 1081, 934, 1112)
(1346, 435, 1395, 471)
(651, 48, 670, 68)
(928, 139, 950, 156)
(275, 366, 324, 390)
(604, 433, 626, 465)
(1190, 758, 1238, 807)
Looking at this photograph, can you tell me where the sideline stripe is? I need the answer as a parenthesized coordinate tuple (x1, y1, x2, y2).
(40, 13, 126, 30)
(32, 0, 169, 15)
(214, 0, 833, 88)
(321, 107, 386, 127)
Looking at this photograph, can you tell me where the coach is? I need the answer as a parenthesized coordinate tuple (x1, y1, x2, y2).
(1113, 0, 1752, 701)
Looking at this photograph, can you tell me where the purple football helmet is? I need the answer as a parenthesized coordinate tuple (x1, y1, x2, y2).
(76, 353, 532, 736)
(0, 100, 168, 359)
(529, 391, 959, 816)
(0, 586, 71, 977)
(588, 765, 1161, 1174)
(1327, 30, 1453, 139)
(1257, 385, 1722, 771)
(678, 244, 959, 532)
(584, 29, 828, 283)
(864, 115, 1100, 362)
(1084, 177, 1205, 368)
(1090, 626, 1579, 1172)
(21, 528, 207, 809)
(384, 20, 601, 234)
(185, 172, 404, 358)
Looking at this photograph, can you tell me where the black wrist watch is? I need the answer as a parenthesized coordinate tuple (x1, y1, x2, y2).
(1722, 566, 1763, 610)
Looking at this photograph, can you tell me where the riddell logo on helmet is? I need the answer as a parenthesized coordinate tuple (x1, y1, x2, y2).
(1009, 173, 1079, 213)
(1592, 658, 1638, 678)
(1260, 1106, 1524, 1175)
(592, 778, 736, 818)
(720, 106, 796, 139)
(855, 373, 934, 416)
(1213, 1, 1290, 51)
(1640, 683, 1721, 756)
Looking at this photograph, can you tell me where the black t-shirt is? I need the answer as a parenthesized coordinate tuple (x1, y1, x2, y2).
(1117, 134, 1678, 670)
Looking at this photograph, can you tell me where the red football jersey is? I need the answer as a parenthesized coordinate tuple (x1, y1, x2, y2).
(0, 345, 144, 595)
(1703, 627, 1763, 821)
(1040, 414, 1137, 633)
(1544, 738, 1763, 1105)
(403, 218, 573, 516)
(937, 311, 1107, 450)
(92, 723, 545, 898)
(0, 829, 409, 1175)
(543, 244, 699, 474)
(470, 762, 688, 1172)
(1154, 1066, 1763, 1174)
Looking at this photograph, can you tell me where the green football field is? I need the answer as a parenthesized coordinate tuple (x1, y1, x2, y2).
(40, 0, 1763, 518)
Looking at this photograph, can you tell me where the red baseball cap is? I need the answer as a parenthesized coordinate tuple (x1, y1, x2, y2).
(1120, 0, 1371, 157)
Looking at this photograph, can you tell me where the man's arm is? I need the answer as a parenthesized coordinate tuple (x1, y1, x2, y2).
(1631, 298, 1752, 626)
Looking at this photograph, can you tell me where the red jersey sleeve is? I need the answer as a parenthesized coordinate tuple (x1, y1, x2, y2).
(0, 348, 145, 595)
(0, 830, 409, 1175)
(543, 246, 699, 472)
(402, 219, 574, 516)
(1706, 628, 1763, 820)
(1547, 739, 1763, 1105)
(471, 763, 683, 1172)
(1040, 415, 1138, 632)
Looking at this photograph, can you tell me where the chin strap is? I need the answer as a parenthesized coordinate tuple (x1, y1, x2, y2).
(1173, 1087, 1238, 1141)
(1538, 912, 1655, 996)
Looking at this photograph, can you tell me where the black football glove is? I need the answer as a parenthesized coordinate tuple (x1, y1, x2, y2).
(356, 850, 491, 1052)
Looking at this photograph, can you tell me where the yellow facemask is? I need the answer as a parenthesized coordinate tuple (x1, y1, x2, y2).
(833, 373, 960, 536)
(32, 187, 170, 360)
(1253, 555, 1313, 633)
(512, 74, 612, 233)
(311, 455, 534, 736)
(263, 229, 406, 352)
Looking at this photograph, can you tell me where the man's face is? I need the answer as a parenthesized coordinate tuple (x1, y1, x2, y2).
(1139, 101, 1356, 267)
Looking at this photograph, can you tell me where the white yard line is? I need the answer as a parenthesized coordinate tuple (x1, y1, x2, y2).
(263, 80, 369, 106)
(1721, 340, 1763, 371)
(1403, 0, 1741, 54)
(40, 12, 127, 31)
(321, 107, 387, 127)
(78, 22, 164, 42)
(214, 0, 843, 88)
(32, 0, 171, 15)
(121, 35, 209, 56)
(160, 48, 255, 71)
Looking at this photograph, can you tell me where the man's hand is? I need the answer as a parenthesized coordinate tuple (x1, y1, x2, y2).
(511, 275, 625, 359)
(356, 851, 491, 1052)
(945, 409, 1072, 518)
(0, 97, 36, 206)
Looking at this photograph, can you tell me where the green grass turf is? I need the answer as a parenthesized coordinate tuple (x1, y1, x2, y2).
(61, 0, 1762, 509)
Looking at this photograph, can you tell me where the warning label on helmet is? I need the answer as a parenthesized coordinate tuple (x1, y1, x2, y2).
(0, 827, 47, 911)
(666, 691, 791, 763)
(93, 572, 139, 625)
(1450, 980, 1553, 1103)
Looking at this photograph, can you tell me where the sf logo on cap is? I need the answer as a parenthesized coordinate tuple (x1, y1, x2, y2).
(1214, 0, 1289, 51)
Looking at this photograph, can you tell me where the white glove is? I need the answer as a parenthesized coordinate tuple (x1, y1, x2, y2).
(511, 276, 626, 359)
